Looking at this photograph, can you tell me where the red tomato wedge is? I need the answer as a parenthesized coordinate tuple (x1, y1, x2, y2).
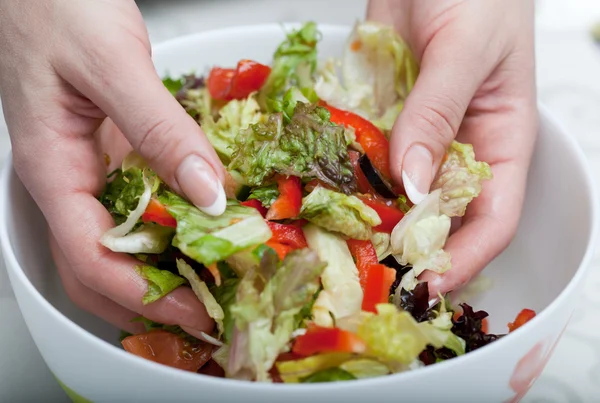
(507, 309, 536, 332)
(292, 325, 366, 357)
(241, 199, 268, 218)
(142, 199, 177, 228)
(346, 239, 379, 287)
(207, 59, 271, 101)
(361, 264, 396, 313)
(121, 330, 212, 372)
(321, 102, 392, 179)
(359, 196, 405, 233)
(266, 176, 303, 220)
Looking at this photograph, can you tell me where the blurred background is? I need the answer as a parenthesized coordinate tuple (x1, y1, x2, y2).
(1, 0, 600, 401)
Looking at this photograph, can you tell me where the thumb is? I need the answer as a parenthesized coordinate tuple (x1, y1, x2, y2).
(390, 34, 490, 205)
(58, 37, 226, 216)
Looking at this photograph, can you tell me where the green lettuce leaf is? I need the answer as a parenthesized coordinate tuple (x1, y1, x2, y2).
(202, 94, 264, 164)
(302, 224, 363, 327)
(300, 186, 381, 240)
(229, 102, 357, 194)
(314, 21, 419, 132)
(99, 167, 146, 225)
(258, 22, 319, 110)
(276, 353, 355, 383)
(100, 224, 174, 255)
(158, 191, 272, 266)
(390, 189, 452, 291)
(211, 277, 240, 344)
(228, 248, 326, 381)
(339, 359, 390, 379)
(300, 367, 356, 383)
(431, 141, 493, 217)
(162, 76, 185, 97)
(418, 299, 466, 357)
(135, 265, 186, 305)
(176, 259, 225, 337)
(247, 184, 279, 208)
(371, 232, 392, 261)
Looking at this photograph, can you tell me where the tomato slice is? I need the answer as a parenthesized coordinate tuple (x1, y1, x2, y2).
(359, 196, 404, 233)
(207, 67, 235, 100)
(508, 309, 536, 332)
(292, 325, 366, 357)
(266, 176, 303, 220)
(361, 264, 396, 313)
(121, 330, 212, 372)
(142, 199, 177, 228)
(241, 199, 268, 218)
(229, 60, 271, 99)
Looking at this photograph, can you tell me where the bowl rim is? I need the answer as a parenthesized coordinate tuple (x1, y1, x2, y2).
(0, 23, 598, 392)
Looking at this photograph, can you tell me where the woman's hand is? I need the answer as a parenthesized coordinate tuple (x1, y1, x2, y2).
(368, 0, 538, 294)
(0, 0, 226, 336)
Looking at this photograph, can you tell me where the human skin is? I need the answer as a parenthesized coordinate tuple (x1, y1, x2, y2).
(0, 0, 537, 332)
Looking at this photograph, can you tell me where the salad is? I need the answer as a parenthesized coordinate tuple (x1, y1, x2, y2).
(100, 21, 536, 383)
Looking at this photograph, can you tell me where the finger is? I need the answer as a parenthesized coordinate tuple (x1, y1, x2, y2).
(389, 29, 499, 205)
(94, 118, 133, 174)
(50, 231, 145, 334)
(52, 10, 226, 216)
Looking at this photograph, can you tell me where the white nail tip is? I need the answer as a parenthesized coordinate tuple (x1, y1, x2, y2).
(402, 170, 427, 205)
(198, 183, 226, 216)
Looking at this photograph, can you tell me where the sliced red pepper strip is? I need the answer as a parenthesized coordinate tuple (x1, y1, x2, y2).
(321, 102, 392, 179)
(266, 176, 303, 221)
(359, 196, 404, 233)
(142, 199, 177, 228)
(348, 150, 375, 194)
(266, 240, 295, 260)
(292, 325, 366, 357)
(267, 221, 308, 249)
(507, 309, 536, 333)
(361, 264, 396, 313)
(207, 59, 271, 101)
(346, 239, 379, 288)
(240, 199, 268, 218)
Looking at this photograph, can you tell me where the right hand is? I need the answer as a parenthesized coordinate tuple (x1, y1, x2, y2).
(0, 0, 226, 337)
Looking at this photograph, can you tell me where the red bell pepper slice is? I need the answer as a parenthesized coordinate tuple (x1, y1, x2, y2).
(346, 239, 379, 288)
(359, 196, 405, 233)
(267, 221, 308, 249)
(266, 240, 295, 260)
(321, 102, 392, 179)
(292, 325, 366, 357)
(507, 309, 536, 332)
(208, 59, 271, 101)
(361, 264, 396, 313)
(142, 199, 177, 228)
(266, 176, 303, 220)
(240, 199, 268, 218)
(348, 150, 375, 194)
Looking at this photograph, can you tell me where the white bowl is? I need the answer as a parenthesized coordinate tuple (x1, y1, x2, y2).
(1, 24, 598, 403)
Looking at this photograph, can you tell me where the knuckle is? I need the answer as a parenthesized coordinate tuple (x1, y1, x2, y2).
(135, 117, 179, 167)
(410, 96, 464, 145)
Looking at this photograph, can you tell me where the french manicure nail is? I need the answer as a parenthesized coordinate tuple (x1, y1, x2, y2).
(402, 144, 433, 205)
(176, 155, 226, 216)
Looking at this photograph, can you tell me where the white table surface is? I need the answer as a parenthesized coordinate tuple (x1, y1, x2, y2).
(1, 0, 600, 401)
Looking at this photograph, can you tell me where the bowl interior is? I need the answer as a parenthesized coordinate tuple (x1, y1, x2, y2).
(2, 24, 596, 346)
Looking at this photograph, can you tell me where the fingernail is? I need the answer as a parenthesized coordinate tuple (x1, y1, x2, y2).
(402, 144, 433, 205)
(176, 155, 226, 216)
(181, 326, 223, 346)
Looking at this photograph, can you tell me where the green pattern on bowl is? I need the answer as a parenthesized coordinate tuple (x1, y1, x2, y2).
(55, 377, 93, 403)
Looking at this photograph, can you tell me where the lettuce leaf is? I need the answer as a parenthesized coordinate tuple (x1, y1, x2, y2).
(202, 94, 264, 164)
(314, 21, 419, 131)
(247, 184, 279, 208)
(229, 102, 357, 194)
(100, 224, 174, 255)
(211, 278, 240, 344)
(158, 191, 272, 266)
(431, 141, 493, 217)
(276, 353, 355, 383)
(300, 367, 356, 383)
(135, 265, 186, 305)
(371, 232, 392, 261)
(99, 167, 146, 225)
(300, 186, 381, 240)
(176, 259, 225, 337)
(228, 248, 326, 381)
(390, 189, 452, 291)
(302, 224, 363, 327)
(258, 22, 319, 110)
